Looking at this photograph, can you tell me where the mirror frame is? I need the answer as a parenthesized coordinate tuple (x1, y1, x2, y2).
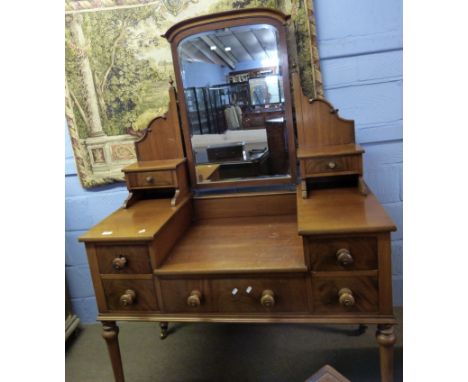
(164, 8, 297, 190)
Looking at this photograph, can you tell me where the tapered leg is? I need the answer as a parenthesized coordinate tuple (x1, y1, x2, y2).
(376, 324, 396, 382)
(160, 322, 168, 340)
(102, 321, 125, 382)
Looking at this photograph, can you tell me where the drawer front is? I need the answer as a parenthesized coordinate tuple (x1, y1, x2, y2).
(126, 170, 174, 189)
(159, 276, 309, 314)
(313, 276, 378, 314)
(96, 244, 152, 274)
(102, 279, 158, 311)
(302, 155, 361, 176)
(307, 236, 377, 272)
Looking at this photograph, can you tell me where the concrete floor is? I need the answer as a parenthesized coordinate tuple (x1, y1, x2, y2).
(66, 308, 402, 382)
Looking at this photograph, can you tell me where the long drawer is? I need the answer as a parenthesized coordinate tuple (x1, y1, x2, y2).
(158, 275, 310, 314)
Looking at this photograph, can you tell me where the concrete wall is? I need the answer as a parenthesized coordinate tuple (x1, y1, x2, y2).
(65, 0, 403, 323)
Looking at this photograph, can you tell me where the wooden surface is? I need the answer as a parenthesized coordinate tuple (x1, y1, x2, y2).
(193, 191, 296, 219)
(122, 159, 185, 173)
(301, 155, 362, 177)
(297, 144, 364, 159)
(196, 164, 220, 182)
(155, 214, 306, 275)
(297, 187, 396, 235)
(134, 83, 185, 161)
(79, 197, 191, 242)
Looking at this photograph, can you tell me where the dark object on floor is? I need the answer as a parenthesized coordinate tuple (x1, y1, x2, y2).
(305, 364, 350, 382)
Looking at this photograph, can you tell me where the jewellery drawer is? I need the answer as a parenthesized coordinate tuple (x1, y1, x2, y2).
(102, 279, 158, 311)
(125, 170, 174, 189)
(312, 276, 379, 314)
(302, 155, 361, 176)
(95, 244, 152, 274)
(305, 236, 377, 271)
(159, 275, 309, 314)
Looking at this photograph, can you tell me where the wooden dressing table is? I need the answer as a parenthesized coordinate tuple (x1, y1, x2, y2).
(79, 8, 397, 382)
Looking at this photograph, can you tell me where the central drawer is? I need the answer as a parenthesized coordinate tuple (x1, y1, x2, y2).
(158, 275, 309, 314)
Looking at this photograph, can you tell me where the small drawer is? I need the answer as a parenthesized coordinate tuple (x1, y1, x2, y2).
(159, 276, 309, 314)
(102, 279, 158, 311)
(96, 244, 152, 274)
(306, 236, 377, 272)
(312, 276, 379, 314)
(126, 170, 174, 189)
(303, 155, 361, 176)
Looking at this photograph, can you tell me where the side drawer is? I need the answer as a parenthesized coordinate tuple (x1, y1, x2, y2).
(126, 170, 175, 189)
(102, 279, 158, 311)
(302, 155, 361, 176)
(312, 276, 379, 314)
(95, 244, 152, 274)
(306, 236, 378, 271)
(159, 275, 309, 314)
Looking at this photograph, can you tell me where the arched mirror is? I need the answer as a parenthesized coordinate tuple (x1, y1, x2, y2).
(164, 9, 296, 190)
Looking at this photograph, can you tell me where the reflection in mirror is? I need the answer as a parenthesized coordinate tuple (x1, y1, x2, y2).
(177, 24, 290, 184)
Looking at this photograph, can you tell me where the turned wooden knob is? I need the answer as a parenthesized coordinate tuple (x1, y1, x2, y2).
(336, 248, 354, 266)
(327, 161, 336, 169)
(112, 255, 127, 270)
(145, 176, 154, 184)
(187, 290, 202, 307)
(260, 289, 275, 308)
(120, 289, 136, 307)
(338, 288, 355, 307)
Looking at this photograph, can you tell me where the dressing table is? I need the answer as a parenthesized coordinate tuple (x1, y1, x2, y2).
(79, 8, 397, 382)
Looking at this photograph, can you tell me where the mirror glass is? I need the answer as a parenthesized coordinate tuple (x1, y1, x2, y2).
(177, 24, 290, 184)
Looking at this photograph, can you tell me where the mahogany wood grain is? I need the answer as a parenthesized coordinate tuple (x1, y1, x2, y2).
(301, 155, 362, 177)
(154, 214, 306, 275)
(165, 8, 297, 190)
(305, 236, 378, 272)
(102, 321, 125, 382)
(158, 274, 309, 314)
(377, 233, 394, 316)
(376, 324, 396, 382)
(79, 196, 191, 243)
(102, 279, 158, 312)
(150, 198, 193, 268)
(85, 243, 108, 312)
(95, 244, 151, 274)
(297, 187, 396, 235)
(193, 191, 296, 219)
(292, 72, 355, 149)
(133, 83, 184, 161)
(312, 276, 379, 314)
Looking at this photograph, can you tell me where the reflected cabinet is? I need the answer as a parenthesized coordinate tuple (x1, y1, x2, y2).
(79, 8, 397, 382)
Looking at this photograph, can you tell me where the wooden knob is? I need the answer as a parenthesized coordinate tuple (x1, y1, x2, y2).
(260, 289, 275, 308)
(120, 289, 136, 307)
(336, 248, 354, 266)
(145, 176, 154, 183)
(187, 290, 202, 308)
(328, 161, 336, 169)
(112, 256, 127, 270)
(338, 288, 355, 307)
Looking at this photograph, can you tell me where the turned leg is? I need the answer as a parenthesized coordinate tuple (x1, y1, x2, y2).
(376, 324, 396, 382)
(160, 322, 168, 340)
(102, 321, 125, 382)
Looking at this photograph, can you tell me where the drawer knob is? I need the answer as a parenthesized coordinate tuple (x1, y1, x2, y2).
(338, 288, 355, 307)
(260, 289, 275, 308)
(145, 176, 154, 184)
(328, 161, 336, 169)
(336, 248, 354, 266)
(187, 290, 202, 308)
(112, 255, 127, 270)
(120, 289, 136, 307)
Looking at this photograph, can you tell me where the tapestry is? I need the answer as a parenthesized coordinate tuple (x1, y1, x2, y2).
(65, 0, 323, 188)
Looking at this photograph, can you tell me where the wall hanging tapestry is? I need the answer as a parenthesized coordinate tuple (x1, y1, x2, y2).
(65, 0, 323, 187)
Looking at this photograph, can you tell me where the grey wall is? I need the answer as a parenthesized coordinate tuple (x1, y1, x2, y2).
(65, 0, 403, 323)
